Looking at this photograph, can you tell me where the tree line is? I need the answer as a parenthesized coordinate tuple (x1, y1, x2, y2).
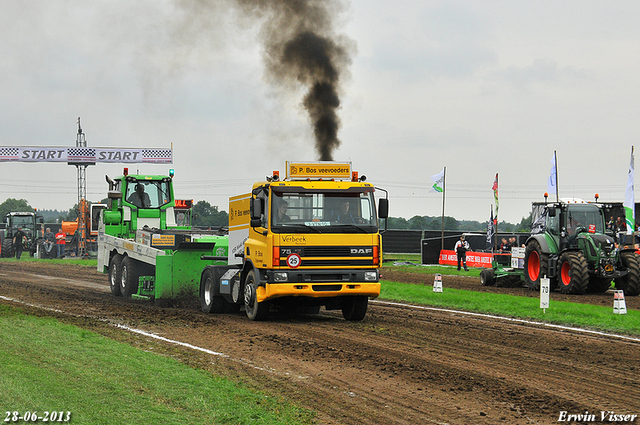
(0, 198, 533, 231)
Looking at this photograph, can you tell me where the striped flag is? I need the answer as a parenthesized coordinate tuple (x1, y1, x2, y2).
(492, 173, 498, 222)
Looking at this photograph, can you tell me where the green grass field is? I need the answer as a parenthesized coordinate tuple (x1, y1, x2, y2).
(0, 305, 314, 425)
(380, 280, 640, 336)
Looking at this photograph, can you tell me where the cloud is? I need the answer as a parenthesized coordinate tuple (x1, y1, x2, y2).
(495, 58, 591, 90)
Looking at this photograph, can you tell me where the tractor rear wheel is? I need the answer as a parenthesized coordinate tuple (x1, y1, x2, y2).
(109, 254, 123, 296)
(614, 252, 640, 296)
(480, 269, 495, 286)
(524, 240, 549, 291)
(558, 252, 589, 294)
(2, 239, 14, 258)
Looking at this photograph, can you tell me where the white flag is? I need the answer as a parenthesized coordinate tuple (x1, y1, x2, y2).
(624, 147, 635, 235)
(547, 153, 557, 196)
(430, 169, 445, 193)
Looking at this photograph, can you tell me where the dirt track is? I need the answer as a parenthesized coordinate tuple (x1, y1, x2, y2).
(1, 261, 639, 425)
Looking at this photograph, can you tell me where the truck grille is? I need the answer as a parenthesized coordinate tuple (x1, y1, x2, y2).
(278, 245, 375, 267)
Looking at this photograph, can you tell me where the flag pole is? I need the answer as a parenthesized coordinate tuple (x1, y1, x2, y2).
(554, 150, 559, 202)
(441, 166, 446, 251)
(494, 173, 498, 252)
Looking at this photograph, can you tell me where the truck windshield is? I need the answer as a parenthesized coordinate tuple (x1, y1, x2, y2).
(270, 189, 378, 233)
(124, 180, 171, 209)
(565, 204, 604, 234)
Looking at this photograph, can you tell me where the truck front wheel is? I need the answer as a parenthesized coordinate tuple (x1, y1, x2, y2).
(244, 270, 269, 321)
(558, 252, 589, 294)
(109, 254, 123, 296)
(342, 296, 368, 321)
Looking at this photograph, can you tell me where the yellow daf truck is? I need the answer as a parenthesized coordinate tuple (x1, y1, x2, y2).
(199, 161, 388, 321)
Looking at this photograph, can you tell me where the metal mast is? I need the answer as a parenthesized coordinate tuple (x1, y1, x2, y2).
(75, 117, 88, 258)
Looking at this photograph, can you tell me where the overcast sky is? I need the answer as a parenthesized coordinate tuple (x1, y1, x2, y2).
(1, 1, 639, 224)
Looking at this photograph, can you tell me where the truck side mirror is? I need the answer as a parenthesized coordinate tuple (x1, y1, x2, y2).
(250, 198, 262, 220)
(548, 208, 556, 217)
(378, 198, 389, 219)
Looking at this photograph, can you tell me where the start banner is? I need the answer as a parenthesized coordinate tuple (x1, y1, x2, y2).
(439, 250, 494, 268)
(0, 147, 172, 164)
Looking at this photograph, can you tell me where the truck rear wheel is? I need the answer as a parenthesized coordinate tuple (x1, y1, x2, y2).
(244, 270, 270, 321)
(480, 269, 495, 286)
(200, 266, 228, 314)
(558, 252, 589, 294)
(120, 256, 141, 299)
(109, 254, 123, 296)
(614, 251, 640, 296)
(524, 240, 549, 291)
(342, 296, 368, 321)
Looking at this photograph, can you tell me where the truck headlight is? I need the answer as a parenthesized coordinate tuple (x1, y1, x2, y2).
(274, 272, 288, 282)
(364, 271, 378, 281)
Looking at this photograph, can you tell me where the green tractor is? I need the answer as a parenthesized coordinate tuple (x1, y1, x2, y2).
(523, 200, 639, 295)
(1, 212, 44, 258)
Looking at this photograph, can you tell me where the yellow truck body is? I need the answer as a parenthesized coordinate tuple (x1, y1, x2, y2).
(215, 161, 387, 321)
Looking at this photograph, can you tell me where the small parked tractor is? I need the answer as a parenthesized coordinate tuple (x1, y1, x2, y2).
(1, 212, 44, 257)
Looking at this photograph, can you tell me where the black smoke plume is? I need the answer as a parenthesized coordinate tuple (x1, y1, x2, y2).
(229, 0, 353, 160)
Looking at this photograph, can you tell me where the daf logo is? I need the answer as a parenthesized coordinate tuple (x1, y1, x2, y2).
(351, 248, 372, 254)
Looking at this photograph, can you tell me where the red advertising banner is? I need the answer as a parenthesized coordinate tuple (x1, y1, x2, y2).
(439, 250, 494, 268)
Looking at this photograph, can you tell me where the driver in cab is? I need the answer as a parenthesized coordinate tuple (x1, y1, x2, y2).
(127, 183, 151, 208)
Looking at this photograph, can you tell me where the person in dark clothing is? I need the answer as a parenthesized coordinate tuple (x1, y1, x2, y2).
(454, 235, 470, 271)
(13, 227, 27, 259)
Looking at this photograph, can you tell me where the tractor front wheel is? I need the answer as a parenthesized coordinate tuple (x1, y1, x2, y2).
(558, 252, 589, 294)
(524, 240, 549, 291)
(614, 252, 640, 296)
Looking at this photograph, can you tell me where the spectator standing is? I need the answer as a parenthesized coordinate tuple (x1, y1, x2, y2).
(454, 235, 470, 271)
(55, 229, 66, 258)
(616, 216, 627, 246)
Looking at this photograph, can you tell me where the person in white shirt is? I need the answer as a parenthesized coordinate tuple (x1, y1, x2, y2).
(454, 235, 470, 271)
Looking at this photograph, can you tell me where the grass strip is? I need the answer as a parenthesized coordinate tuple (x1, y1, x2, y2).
(380, 280, 640, 336)
(0, 305, 313, 425)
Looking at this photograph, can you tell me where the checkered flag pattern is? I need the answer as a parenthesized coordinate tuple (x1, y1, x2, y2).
(0, 147, 19, 160)
(68, 148, 96, 160)
(142, 149, 173, 163)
